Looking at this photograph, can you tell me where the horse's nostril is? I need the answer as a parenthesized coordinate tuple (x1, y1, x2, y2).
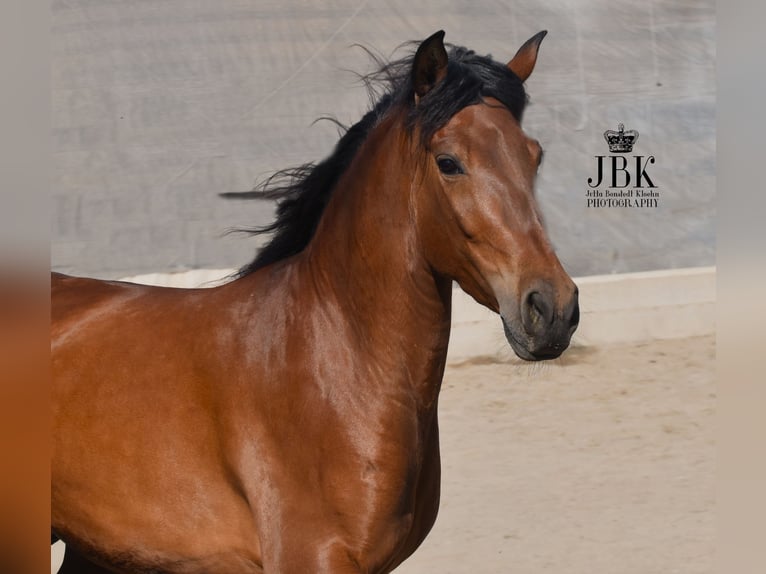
(570, 301, 580, 327)
(527, 291, 553, 325)
(566, 283, 580, 331)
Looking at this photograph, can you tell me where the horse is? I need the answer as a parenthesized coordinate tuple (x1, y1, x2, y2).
(51, 30, 579, 573)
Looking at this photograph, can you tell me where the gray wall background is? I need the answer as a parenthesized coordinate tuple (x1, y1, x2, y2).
(51, 0, 715, 279)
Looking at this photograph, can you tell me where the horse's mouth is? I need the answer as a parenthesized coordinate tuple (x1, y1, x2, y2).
(501, 316, 569, 361)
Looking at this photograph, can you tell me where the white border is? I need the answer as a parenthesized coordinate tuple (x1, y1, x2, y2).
(120, 266, 716, 362)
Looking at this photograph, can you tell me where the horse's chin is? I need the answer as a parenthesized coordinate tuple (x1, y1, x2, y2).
(501, 316, 566, 362)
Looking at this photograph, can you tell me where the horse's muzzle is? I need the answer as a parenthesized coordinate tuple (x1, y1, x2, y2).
(502, 282, 579, 361)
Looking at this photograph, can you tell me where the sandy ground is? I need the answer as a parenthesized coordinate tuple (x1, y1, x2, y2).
(398, 335, 715, 574)
(52, 335, 715, 573)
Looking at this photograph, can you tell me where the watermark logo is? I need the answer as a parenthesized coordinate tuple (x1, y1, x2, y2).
(604, 123, 638, 153)
(586, 123, 660, 209)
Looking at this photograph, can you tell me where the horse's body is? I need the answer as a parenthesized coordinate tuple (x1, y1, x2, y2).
(52, 31, 579, 573)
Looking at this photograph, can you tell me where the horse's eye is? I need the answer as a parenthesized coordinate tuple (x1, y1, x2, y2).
(436, 156, 464, 176)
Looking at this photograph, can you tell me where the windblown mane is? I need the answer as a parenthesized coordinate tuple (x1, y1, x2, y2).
(227, 43, 528, 277)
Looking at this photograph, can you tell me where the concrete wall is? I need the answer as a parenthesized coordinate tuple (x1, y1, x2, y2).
(51, 0, 715, 279)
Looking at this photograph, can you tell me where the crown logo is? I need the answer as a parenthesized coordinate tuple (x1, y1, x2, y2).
(603, 123, 639, 153)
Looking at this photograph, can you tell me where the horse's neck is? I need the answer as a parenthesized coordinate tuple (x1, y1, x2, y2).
(298, 119, 452, 408)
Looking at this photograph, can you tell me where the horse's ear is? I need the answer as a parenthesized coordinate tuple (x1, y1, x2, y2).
(507, 30, 547, 82)
(412, 30, 448, 103)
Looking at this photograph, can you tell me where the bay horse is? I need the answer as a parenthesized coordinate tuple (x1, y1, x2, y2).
(51, 30, 579, 573)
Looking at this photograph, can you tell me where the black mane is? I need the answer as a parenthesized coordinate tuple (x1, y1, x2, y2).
(228, 43, 528, 277)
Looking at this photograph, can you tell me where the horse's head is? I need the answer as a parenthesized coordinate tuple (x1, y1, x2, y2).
(410, 31, 579, 361)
